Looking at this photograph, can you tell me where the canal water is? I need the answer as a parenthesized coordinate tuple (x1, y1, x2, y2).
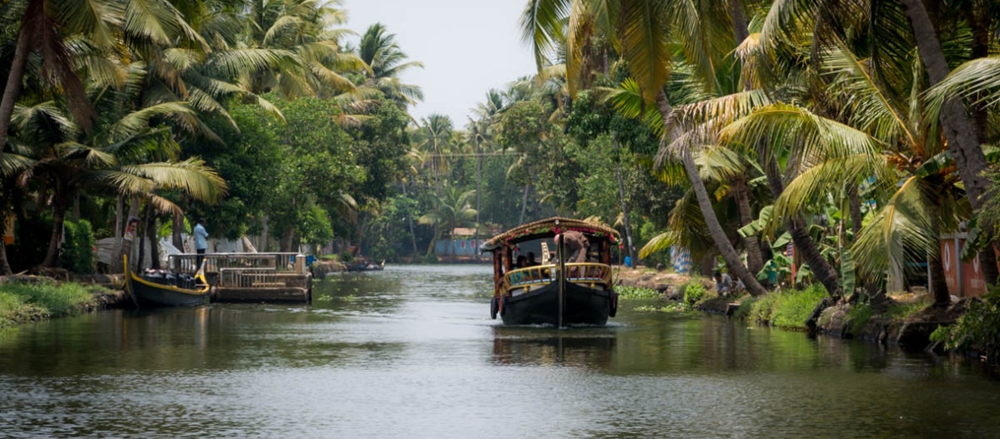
(2, 264, 999, 438)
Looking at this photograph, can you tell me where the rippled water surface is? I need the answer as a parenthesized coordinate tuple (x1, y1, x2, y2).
(2, 264, 1000, 438)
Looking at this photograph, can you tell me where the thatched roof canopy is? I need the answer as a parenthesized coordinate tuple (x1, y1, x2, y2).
(479, 217, 620, 252)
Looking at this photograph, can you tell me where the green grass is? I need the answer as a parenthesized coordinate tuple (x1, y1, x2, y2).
(747, 284, 828, 330)
(0, 281, 101, 329)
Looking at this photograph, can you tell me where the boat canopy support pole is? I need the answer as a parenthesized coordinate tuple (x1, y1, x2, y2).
(557, 225, 566, 328)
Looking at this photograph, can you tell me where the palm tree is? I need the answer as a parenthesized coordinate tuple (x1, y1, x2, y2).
(356, 22, 424, 109)
(522, 0, 769, 296)
(0, 0, 119, 273)
(418, 183, 476, 257)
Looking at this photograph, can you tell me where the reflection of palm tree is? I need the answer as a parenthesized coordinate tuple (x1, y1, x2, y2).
(418, 183, 476, 256)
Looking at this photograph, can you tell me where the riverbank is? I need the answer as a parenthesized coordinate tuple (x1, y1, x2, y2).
(0, 277, 127, 329)
(613, 266, 980, 357)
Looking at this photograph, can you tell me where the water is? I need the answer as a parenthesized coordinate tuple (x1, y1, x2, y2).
(2, 264, 999, 438)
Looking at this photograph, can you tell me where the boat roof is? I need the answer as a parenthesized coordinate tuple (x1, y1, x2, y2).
(479, 217, 620, 252)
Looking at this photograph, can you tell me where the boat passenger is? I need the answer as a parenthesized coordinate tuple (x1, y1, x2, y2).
(526, 252, 539, 267)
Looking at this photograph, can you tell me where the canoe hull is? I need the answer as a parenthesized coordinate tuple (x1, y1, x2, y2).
(500, 281, 611, 326)
(127, 271, 210, 307)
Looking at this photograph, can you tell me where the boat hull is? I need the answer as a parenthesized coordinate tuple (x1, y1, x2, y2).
(127, 272, 210, 307)
(500, 281, 611, 326)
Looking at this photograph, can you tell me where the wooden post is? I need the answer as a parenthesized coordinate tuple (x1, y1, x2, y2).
(557, 223, 566, 328)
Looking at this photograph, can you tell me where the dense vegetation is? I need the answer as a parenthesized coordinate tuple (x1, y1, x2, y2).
(3, 0, 1000, 320)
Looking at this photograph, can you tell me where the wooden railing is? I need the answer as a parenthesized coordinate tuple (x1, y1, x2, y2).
(168, 253, 305, 275)
(501, 263, 613, 293)
(218, 268, 284, 288)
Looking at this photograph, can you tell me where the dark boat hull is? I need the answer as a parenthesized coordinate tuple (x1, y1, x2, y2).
(500, 281, 611, 326)
(127, 272, 210, 307)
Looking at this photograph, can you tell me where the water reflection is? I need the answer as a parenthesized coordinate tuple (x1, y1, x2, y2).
(2, 265, 1000, 439)
(492, 326, 617, 369)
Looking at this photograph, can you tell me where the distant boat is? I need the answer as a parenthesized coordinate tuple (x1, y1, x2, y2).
(346, 259, 385, 272)
(480, 217, 620, 326)
(124, 256, 210, 307)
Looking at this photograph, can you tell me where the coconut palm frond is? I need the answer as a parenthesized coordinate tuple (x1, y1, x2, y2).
(822, 45, 914, 148)
(639, 230, 679, 259)
(0, 153, 36, 178)
(56, 142, 116, 166)
(852, 177, 938, 283)
(146, 193, 182, 215)
(619, 0, 672, 105)
(520, 0, 571, 69)
(122, 159, 227, 203)
(773, 154, 891, 224)
(721, 103, 881, 163)
(925, 56, 1000, 120)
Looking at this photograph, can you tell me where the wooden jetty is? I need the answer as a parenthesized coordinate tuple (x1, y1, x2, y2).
(168, 252, 312, 303)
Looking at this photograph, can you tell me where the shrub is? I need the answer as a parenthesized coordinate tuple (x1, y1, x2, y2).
(749, 294, 779, 323)
(847, 303, 874, 333)
(616, 286, 660, 300)
(746, 285, 828, 329)
(770, 284, 827, 329)
(60, 220, 95, 274)
(931, 289, 1000, 363)
(683, 281, 707, 306)
(732, 297, 757, 320)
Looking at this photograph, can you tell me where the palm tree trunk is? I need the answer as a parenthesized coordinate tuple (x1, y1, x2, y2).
(657, 91, 766, 296)
(172, 210, 184, 251)
(261, 214, 269, 252)
(137, 203, 151, 271)
(0, 228, 11, 275)
(678, 148, 766, 296)
(148, 211, 160, 270)
(734, 178, 763, 274)
(0, 8, 33, 275)
(401, 181, 418, 254)
(426, 226, 441, 257)
(518, 184, 530, 225)
(612, 133, 636, 263)
(42, 192, 70, 268)
(280, 226, 295, 252)
(475, 145, 482, 261)
(848, 185, 863, 238)
(899, 0, 997, 286)
(764, 156, 841, 297)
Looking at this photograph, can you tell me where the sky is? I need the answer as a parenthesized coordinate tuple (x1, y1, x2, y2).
(342, 0, 539, 127)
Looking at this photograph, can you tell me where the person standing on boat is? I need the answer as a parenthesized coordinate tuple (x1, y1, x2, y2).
(554, 231, 589, 263)
(194, 218, 209, 270)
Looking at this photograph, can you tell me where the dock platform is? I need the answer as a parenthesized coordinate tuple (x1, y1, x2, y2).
(169, 253, 312, 303)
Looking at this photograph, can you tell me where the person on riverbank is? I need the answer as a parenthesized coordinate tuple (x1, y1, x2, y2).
(714, 270, 732, 297)
(194, 218, 208, 270)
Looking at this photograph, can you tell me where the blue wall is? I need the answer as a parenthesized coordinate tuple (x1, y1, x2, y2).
(434, 239, 481, 257)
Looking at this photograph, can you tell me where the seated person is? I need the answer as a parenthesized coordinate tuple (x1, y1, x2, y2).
(525, 252, 540, 267)
(714, 270, 733, 296)
(510, 256, 527, 284)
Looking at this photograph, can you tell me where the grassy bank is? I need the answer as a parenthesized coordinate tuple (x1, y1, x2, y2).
(0, 280, 107, 329)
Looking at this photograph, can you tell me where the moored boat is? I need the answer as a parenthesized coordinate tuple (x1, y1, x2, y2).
(124, 256, 210, 307)
(480, 217, 620, 326)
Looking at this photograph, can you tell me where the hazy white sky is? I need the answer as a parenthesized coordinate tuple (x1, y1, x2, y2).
(342, 0, 538, 127)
